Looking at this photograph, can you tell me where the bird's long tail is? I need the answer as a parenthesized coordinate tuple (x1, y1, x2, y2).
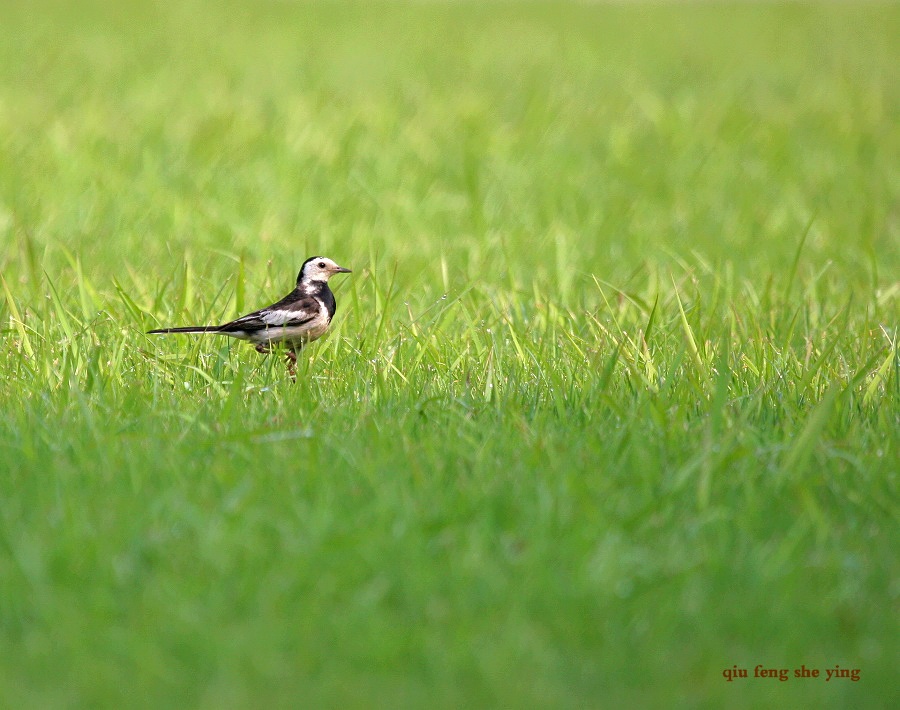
(147, 326, 221, 334)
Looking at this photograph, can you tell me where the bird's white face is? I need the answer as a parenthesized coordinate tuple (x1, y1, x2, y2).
(299, 257, 352, 284)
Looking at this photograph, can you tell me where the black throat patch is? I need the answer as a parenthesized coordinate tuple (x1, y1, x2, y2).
(302, 281, 336, 319)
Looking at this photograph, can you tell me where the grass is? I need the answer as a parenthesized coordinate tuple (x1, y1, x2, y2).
(0, 1, 898, 708)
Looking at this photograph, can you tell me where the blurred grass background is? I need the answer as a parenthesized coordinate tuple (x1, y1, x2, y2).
(0, 1, 897, 708)
(2, 0, 896, 286)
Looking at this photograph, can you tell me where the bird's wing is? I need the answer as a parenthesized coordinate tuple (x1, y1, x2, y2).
(216, 292, 320, 333)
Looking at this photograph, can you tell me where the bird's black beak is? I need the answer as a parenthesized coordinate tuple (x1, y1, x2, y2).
(334, 265, 352, 273)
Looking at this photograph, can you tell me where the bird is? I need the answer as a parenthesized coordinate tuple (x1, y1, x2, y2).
(148, 256, 351, 376)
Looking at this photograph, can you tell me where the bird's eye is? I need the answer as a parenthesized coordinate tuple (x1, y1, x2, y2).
(317, 261, 326, 268)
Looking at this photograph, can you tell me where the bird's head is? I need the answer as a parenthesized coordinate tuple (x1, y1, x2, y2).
(297, 256, 352, 286)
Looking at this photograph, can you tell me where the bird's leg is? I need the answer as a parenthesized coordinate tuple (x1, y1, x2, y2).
(285, 349, 297, 381)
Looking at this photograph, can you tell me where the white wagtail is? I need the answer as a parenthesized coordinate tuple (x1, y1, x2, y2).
(148, 256, 351, 374)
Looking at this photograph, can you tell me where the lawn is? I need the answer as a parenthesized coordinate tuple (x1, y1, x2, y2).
(0, 1, 897, 708)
